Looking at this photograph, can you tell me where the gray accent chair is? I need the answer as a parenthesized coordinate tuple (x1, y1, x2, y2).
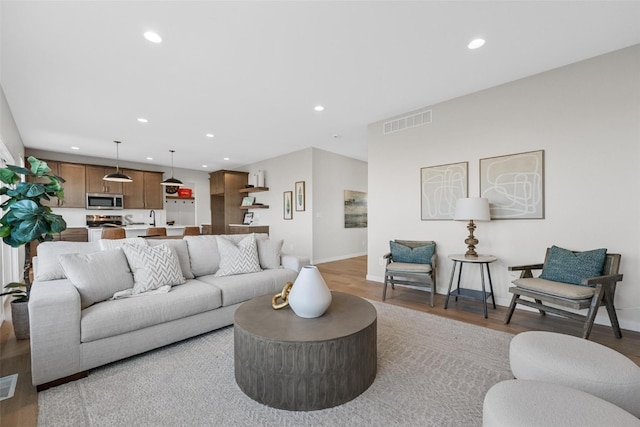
(382, 240, 436, 307)
(504, 249, 623, 339)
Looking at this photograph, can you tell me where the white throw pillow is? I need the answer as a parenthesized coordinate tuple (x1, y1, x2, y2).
(214, 234, 261, 277)
(257, 239, 284, 269)
(34, 241, 101, 281)
(99, 237, 148, 251)
(121, 243, 185, 294)
(147, 239, 195, 279)
(58, 248, 135, 309)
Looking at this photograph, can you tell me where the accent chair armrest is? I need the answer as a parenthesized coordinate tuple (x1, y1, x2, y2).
(281, 254, 310, 273)
(509, 263, 544, 279)
(582, 273, 623, 287)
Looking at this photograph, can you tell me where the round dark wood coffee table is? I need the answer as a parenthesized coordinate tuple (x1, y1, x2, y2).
(234, 291, 377, 411)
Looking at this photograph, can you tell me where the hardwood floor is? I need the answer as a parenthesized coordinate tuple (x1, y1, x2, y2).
(2, 255, 638, 426)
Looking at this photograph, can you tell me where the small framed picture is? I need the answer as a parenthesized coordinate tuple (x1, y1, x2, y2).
(242, 212, 254, 225)
(295, 181, 305, 211)
(241, 196, 255, 207)
(283, 191, 293, 220)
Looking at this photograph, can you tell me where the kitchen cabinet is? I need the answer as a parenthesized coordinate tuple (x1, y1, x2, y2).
(209, 170, 248, 234)
(122, 170, 163, 209)
(30, 161, 85, 208)
(85, 165, 123, 194)
(228, 225, 269, 235)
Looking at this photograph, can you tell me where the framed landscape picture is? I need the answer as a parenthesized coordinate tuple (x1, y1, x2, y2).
(420, 161, 468, 220)
(480, 150, 544, 219)
(344, 190, 367, 228)
(295, 181, 305, 211)
(283, 191, 293, 220)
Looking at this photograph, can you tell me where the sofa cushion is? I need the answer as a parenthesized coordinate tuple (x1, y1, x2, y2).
(34, 241, 101, 281)
(80, 279, 223, 342)
(198, 268, 298, 307)
(121, 243, 186, 294)
(214, 234, 261, 277)
(58, 248, 135, 309)
(98, 237, 148, 251)
(257, 238, 284, 269)
(185, 234, 270, 277)
(390, 241, 435, 264)
(539, 245, 607, 285)
(513, 277, 596, 300)
(147, 239, 194, 279)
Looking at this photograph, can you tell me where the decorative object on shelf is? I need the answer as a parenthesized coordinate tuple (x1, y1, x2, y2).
(0, 156, 67, 339)
(160, 150, 185, 187)
(480, 150, 544, 219)
(241, 196, 255, 206)
(287, 266, 332, 318)
(271, 281, 293, 309)
(165, 185, 179, 194)
(421, 161, 468, 220)
(295, 181, 305, 211)
(242, 212, 254, 225)
(283, 191, 293, 220)
(344, 190, 367, 228)
(258, 170, 265, 187)
(252, 173, 259, 187)
(103, 141, 133, 182)
(453, 197, 491, 258)
(177, 188, 192, 198)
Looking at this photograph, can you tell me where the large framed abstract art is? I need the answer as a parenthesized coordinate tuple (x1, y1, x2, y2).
(420, 161, 468, 220)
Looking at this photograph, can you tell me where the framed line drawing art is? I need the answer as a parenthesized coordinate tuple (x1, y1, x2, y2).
(420, 161, 468, 220)
(480, 150, 544, 219)
(283, 191, 293, 220)
(295, 181, 305, 211)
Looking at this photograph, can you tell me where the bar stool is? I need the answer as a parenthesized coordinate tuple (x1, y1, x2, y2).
(101, 228, 126, 239)
(182, 226, 200, 236)
(146, 227, 167, 237)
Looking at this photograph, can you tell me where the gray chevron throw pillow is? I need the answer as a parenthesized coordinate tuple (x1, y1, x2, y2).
(121, 243, 186, 294)
(214, 234, 262, 277)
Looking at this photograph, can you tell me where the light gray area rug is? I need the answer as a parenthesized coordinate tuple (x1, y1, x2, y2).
(38, 300, 514, 426)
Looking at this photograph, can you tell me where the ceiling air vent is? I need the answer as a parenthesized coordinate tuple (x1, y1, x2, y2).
(383, 109, 432, 134)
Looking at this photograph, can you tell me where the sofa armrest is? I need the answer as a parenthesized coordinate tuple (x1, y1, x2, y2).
(281, 254, 310, 273)
(28, 279, 82, 386)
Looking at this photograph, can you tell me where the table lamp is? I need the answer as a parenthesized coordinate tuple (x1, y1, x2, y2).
(454, 197, 491, 258)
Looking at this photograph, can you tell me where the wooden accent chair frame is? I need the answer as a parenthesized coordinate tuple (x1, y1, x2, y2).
(504, 250, 623, 339)
(382, 240, 437, 307)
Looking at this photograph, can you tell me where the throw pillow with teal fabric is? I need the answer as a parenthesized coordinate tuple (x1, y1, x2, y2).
(390, 241, 435, 264)
(539, 245, 607, 286)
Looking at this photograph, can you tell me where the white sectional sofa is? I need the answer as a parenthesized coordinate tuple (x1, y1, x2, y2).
(28, 233, 308, 389)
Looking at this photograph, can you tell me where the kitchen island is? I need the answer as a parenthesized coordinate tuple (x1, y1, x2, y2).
(87, 225, 195, 242)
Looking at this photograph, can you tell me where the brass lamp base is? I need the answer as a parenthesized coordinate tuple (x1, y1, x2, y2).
(464, 220, 479, 258)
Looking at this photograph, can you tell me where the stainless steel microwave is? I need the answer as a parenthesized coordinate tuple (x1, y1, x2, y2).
(86, 193, 124, 210)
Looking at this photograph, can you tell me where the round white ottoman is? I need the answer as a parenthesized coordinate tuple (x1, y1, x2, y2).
(510, 331, 640, 418)
(483, 380, 640, 427)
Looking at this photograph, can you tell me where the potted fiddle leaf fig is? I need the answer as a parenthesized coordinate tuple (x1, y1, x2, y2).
(0, 156, 67, 339)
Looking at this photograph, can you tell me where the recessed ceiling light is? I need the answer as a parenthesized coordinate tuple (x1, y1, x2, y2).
(137, 117, 148, 123)
(70, 146, 80, 150)
(144, 31, 162, 43)
(223, 157, 230, 161)
(206, 133, 215, 138)
(202, 164, 208, 168)
(314, 105, 324, 112)
(468, 38, 485, 50)
(146, 157, 153, 160)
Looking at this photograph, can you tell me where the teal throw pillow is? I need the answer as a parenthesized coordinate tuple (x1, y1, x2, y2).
(539, 245, 607, 286)
(389, 241, 435, 265)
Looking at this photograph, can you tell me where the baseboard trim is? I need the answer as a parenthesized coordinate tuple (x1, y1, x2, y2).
(36, 371, 88, 392)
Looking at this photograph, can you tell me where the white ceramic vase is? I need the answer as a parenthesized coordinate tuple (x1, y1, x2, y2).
(288, 265, 332, 318)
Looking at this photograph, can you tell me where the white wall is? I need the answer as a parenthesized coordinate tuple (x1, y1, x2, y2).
(240, 147, 368, 263)
(312, 148, 368, 263)
(367, 45, 640, 332)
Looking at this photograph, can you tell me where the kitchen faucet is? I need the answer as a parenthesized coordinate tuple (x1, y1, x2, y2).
(149, 209, 156, 227)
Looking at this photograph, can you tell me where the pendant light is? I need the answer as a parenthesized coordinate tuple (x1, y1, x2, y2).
(160, 149, 184, 186)
(103, 141, 133, 182)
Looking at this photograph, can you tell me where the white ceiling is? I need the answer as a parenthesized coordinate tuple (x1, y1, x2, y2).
(2, 1, 640, 172)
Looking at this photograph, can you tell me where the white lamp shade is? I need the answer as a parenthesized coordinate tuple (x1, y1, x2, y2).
(454, 197, 491, 221)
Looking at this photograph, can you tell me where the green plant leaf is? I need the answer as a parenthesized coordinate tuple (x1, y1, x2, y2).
(28, 156, 51, 176)
(0, 168, 20, 184)
(16, 182, 46, 198)
(45, 214, 67, 233)
(0, 223, 11, 238)
(16, 217, 49, 243)
(7, 199, 40, 220)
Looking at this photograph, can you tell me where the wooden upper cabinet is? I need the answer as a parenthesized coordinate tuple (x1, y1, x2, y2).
(85, 165, 123, 194)
(57, 163, 86, 208)
(122, 170, 163, 209)
(143, 172, 164, 209)
(210, 171, 225, 195)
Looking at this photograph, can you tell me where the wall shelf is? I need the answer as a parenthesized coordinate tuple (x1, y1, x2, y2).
(239, 187, 269, 193)
(166, 195, 195, 200)
(240, 205, 269, 209)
